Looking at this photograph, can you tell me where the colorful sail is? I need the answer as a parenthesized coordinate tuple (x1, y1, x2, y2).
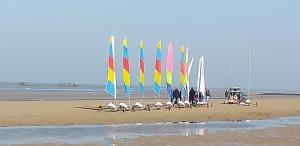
(184, 47, 194, 100)
(139, 40, 145, 97)
(180, 46, 185, 97)
(166, 42, 173, 97)
(105, 36, 117, 99)
(122, 38, 130, 98)
(153, 40, 162, 96)
(185, 46, 189, 100)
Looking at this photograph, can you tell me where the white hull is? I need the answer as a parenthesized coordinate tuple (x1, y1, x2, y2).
(155, 101, 163, 108)
(177, 101, 185, 108)
(118, 103, 129, 110)
(107, 102, 117, 111)
(134, 102, 144, 109)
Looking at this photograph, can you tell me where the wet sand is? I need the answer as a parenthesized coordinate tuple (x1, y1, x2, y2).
(122, 125, 300, 146)
(0, 96, 300, 126)
(2, 125, 300, 146)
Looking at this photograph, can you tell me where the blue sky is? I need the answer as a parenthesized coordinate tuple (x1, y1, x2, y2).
(0, 0, 299, 90)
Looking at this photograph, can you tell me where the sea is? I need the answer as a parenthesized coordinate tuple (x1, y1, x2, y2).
(0, 82, 299, 101)
(0, 82, 225, 101)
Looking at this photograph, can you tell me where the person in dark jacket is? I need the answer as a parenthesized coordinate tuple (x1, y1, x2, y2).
(173, 88, 179, 104)
(189, 87, 196, 104)
(199, 91, 203, 102)
(206, 89, 211, 97)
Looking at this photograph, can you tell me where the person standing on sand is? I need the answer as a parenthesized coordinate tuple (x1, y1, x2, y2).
(199, 91, 203, 102)
(206, 89, 211, 102)
(170, 88, 174, 103)
(206, 89, 210, 97)
(225, 90, 228, 100)
(189, 87, 195, 104)
(173, 88, 179, 104)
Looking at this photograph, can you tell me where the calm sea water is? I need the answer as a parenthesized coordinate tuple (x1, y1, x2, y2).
(0, 82, 299, 101)
(0, 82, 228, 100)
(0, 117, 299, 145)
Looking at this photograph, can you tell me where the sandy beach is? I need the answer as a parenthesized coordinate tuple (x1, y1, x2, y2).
(0, 96, 300, 126)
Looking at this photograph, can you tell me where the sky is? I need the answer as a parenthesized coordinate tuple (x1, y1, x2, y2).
(0, 0, 299, 90)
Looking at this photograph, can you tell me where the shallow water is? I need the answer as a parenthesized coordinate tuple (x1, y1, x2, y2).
(0, 117, 300, 145)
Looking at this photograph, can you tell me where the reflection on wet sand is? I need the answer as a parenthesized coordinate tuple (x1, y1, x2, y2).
(124, 126, 300, 146)
(0, 117, 299, 146)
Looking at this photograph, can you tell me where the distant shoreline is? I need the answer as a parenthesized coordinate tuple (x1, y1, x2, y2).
(258, 93, 300, 96)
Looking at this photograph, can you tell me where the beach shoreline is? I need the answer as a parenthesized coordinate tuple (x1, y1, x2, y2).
(0, 96, 300, 126)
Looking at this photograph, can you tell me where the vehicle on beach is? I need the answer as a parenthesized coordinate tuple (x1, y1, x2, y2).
(225, 87, 254, 106)
(225, 87, 245, 104)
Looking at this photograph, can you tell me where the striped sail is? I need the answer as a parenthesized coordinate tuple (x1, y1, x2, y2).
(139, 40, 145, 97)
(122, 38, 130, 98)
(166, 42, 173, 97)
(185, 46, 189, 99)
(153, 40, 162, 96)
(105, 36, 116, 99)
(180, 46, 186, 97)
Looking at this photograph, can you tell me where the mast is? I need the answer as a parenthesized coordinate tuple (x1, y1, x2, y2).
(248, 48, 251, 100)
(230, 66, 233, 87)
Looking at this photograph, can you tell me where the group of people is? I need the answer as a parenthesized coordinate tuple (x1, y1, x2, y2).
(170, 87, 211, 105)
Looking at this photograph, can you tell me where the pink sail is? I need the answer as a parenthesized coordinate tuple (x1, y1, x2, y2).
(166, 42, 173, 96)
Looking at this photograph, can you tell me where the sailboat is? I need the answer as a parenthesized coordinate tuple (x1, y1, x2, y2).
(196, 57, 201, 102)
(119, 37, 131, 111)
(105, 36, 118, 111)
(153, 40, 163, 109)
(184, 47, 190, 106)
(184, 46, 194, 106)
(134, 40, 144, 109)
(166, 41, 173, 109)
(178, 46, 186, 108)
(200, 56, 207, 102)
(197, 56, 208, 105)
